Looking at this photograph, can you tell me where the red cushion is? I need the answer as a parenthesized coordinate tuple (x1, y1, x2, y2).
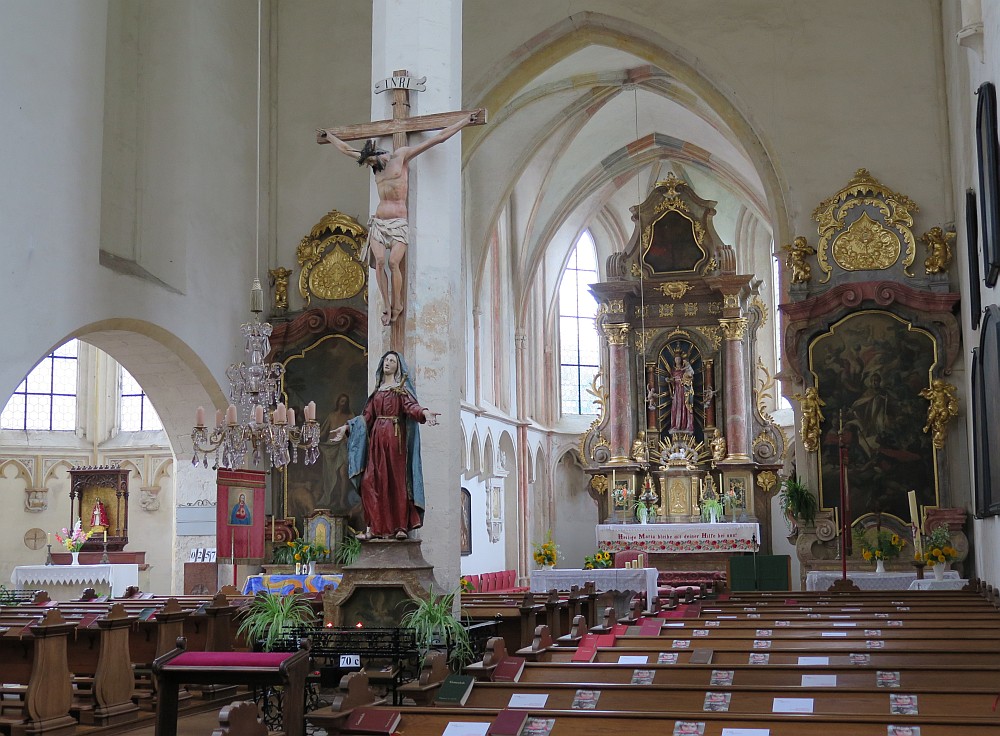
(164, 652, 294, 669)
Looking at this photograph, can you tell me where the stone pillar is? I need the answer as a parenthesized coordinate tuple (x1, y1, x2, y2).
(720, 317, 750, 460)
(370, 0, 464, 587)
(602, 322, 632, 463)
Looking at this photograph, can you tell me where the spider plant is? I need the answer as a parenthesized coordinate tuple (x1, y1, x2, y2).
(335, 533, 362, 566)
(236, 592, 317, 652)
(398, 585, 473, 668)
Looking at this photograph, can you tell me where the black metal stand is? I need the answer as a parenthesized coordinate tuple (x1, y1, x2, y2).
(45, 543, 53, 566)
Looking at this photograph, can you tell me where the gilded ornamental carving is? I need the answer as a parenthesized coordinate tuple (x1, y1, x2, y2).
(296, 210, 368, 305)
(919, 379, 959, 450)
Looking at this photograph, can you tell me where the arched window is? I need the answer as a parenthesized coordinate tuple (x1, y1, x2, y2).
(559, 231, 600, 416)
(1, 340, 78, 431)
(119, 366, 163, 431)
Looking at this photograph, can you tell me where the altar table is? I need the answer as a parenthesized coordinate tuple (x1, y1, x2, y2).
(806, 569, 960, 592)
(530, 567, 658, 616)
(597, 522, 760, 553)
(242, 573, 343, 596)
(11, 563, 139, 599)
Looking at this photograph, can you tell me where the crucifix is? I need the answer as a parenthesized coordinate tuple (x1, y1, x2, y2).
(317, 69, 486, 341)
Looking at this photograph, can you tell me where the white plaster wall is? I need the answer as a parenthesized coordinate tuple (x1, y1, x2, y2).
(943, 0, 1000, 584)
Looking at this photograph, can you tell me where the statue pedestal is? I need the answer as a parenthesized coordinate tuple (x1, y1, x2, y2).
(322, 538, 437, 627)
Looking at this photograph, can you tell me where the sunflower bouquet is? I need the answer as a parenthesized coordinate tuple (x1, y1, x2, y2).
(855, 527, 905, 564)
(583, 550, 613, 570)
(922, 524, 958, 565)
(532, 532, 559, 567)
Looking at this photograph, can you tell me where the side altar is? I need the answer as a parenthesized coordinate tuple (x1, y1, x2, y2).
(580, 174, 785, 555)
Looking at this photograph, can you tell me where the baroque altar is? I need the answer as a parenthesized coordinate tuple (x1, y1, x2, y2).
(581, 174, 786, 554)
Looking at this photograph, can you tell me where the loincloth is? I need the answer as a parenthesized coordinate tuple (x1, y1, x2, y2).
(363, 217, 409, 264)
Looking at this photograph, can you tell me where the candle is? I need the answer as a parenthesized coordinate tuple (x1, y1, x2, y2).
(103, 530, 107, 543)
(287, 407, 295, 426)
(226, 405, 238, 425)
(254, 405, 264, 424)
(612, 469, 616, 490)
(275, 403, 287, 424)
(908, 490, 919, 527)
(48, 532, 51, 544)
(271, 516, 275, 541)
(306, 401, 316, 422)
(195, 406, 205, 426)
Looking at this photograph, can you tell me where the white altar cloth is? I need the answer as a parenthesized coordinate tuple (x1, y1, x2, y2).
(530, 567, 658, 610)
(806, 570, 959, 592)
(12, 564, 139, 598)
(907, 577, 968, 591)
(597, 522, 760, 553)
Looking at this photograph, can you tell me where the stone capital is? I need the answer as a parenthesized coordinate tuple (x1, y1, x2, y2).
(601, 322, 630, 345)
(719, 317, 748, 341)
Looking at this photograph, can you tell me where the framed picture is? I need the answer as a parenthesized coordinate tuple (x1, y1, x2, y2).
(460, 488, 472, 556)
(967, 189, 983, 330)
(976, 82, 1000, 287)
(977, 306, 1000, 516)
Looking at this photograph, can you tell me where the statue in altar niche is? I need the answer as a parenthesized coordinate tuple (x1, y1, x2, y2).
(668, 349, 696, 433)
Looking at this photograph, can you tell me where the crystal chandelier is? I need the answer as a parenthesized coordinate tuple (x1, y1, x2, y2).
(191, 279, 320, 470)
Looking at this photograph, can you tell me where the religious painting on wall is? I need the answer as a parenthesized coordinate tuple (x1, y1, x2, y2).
(216, 468, 265, 561)
(976, 306, 1000, 516)
(280, 335, 368, 534)
(809, 311, 938, 524)
(460, 488, 472, 556)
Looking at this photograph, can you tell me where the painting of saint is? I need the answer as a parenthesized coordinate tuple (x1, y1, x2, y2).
(809, 311, 937, 523)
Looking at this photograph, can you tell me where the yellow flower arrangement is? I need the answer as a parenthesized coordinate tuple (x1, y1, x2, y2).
(855, 527, 905, 565)
(532, 532, 559, 567)
(583, 550, 613, 570)
(922, 524, 958, 565)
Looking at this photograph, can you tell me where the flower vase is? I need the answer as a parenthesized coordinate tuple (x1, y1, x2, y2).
(294, 562, 302, 575)
(308, 561, 317, 575)
(709, 509, 718, 524)
(637, 506, 649, 524)
(71, 551, 80, 566)
(932, 563, 945, 581)
(541, 564, 554, 571)
(875, 559, 885, 574)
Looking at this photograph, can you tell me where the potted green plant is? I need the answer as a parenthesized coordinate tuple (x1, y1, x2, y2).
(335, 533, 362, 566)
(778, 477, 818, 530)
(700, 498, 724, 523)
(236, 592, 318, 652)
(398, 585, 473, 668)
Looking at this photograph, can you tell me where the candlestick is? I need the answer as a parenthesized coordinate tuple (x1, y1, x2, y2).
(45, 543, 53, 566)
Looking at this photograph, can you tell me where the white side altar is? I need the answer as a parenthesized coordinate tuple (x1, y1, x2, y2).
(11, 564, 139, 600)
(597, 522, 760, 554)
(806, 569, 960, 592)
(530, 567, 658, 616)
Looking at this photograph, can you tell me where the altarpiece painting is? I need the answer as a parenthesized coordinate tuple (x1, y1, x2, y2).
(809, 310, 938, 524)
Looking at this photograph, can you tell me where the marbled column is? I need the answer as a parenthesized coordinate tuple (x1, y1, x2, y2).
(720, 318, 750, 459)
(703, 358, 716, 429)
(603, 322, 633, 462)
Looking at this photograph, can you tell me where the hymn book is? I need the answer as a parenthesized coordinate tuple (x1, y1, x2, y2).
(342, 707, 401, 735)
(435, 674, 476, 705)
(492, 656, 526, 682)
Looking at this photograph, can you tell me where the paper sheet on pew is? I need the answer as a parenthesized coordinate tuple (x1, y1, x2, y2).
(507, 694, 548, 708)
(720, 729, 770, 736)
(798, 656, 829, 665)
(617, 655, 649, 664)
(801, 674, 837, 687)
(441, 722, 490, 736)
(772, 697, 815, 713)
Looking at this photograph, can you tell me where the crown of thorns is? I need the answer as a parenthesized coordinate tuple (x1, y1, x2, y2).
(357, 139, 388, 166)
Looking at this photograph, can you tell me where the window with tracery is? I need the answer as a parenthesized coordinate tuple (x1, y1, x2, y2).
(0, 340, 78, 431)
(119, 366, 163, 431)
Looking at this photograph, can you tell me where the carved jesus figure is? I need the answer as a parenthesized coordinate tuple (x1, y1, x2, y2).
(318, 113, 479, 325)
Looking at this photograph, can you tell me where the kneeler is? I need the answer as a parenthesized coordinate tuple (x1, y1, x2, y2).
(152, 641, 309, 736)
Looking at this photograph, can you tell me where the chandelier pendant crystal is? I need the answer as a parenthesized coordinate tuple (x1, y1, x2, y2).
(191, 279, 320, 470)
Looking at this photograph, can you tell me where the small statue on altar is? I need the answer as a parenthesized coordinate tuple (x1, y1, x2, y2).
(90, 498, 109, 530)
(794, 386, 825, 453)
(921, 226, 954, 275)
(919, 378, 958, 450)
(783, 236, 816, 284)
(710, 429, 727, 463)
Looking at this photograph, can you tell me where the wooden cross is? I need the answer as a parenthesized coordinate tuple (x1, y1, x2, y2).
(316, 69, 487, 148)
(316, 70, 486, 345)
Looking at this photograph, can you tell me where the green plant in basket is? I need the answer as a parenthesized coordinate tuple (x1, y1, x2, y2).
(922, 524, 958, 565)
(236, 591, 317, 652)
(398, 585, 473, 667)
(583, 550, 613, 570)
